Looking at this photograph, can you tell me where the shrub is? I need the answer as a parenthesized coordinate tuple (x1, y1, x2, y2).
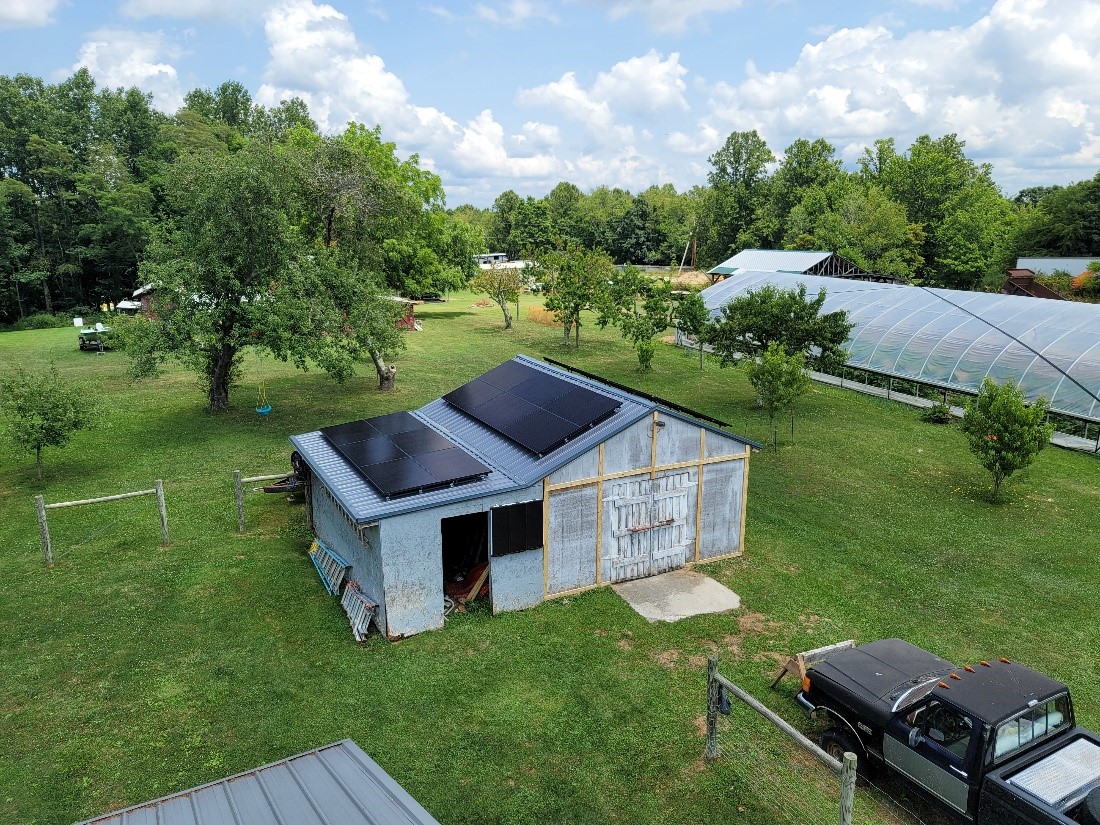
(921, 401, 953, 424)
(8, 312, 72, 331)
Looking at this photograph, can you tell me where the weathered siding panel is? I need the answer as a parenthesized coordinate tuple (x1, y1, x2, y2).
(547, 486, 598, 594)
(601, 418, 652, 476)
(698, 459, 746, 559)
(602, 471, 695, 582)
(312, 482, 388, 631)
(654, 415, 699, 466)
(548, 447, 599, 485)
(490, 548, 544, 613)
(704, 430, 747, 459)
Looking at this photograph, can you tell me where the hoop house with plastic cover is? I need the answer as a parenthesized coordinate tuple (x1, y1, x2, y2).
(700, 272, 1100, 422)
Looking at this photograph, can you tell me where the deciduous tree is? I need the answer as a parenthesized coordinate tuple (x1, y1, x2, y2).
(959, 378, 1053, 500)
(745, 342, 810, 450)
(674, 292, 711, 370)
(472, 263, 524, 329)
(0, 364, 98, 479)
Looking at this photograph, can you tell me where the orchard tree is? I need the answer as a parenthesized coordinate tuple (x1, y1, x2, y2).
(0, 364, 98, 479)
(472, 263, 524, 329)
(599, 265, 673, 370)
(745, 342, 810, 450)
(708, 282, 852, 370)
(675, 292, 712, 370)
(542, 244, 614, 347)
(960, 379, 1053, 501)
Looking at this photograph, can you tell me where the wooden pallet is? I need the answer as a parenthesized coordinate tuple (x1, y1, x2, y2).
(770, 640, 855, 688)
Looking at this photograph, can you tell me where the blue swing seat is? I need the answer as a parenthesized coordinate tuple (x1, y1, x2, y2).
(256, 404, 272, 415)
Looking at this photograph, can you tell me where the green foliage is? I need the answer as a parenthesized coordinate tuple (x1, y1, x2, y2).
(471, 264, 524, 329)
(674, 292, 711, 369)
(921, 401, 954, 424)
(5, 312, 73, 330)
(959, 378, 1054, 500)
(598, 265, 673, 370)
(745, 342, 810, 449)
(542, 245, 615, 347)
(0, 363, 98, 478)
(708, 283, 852, 370)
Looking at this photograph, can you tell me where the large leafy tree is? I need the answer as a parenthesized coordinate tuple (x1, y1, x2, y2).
(125, 141, 402, 410)
(959, 379, 1053, 500)
(599, 265, 673, 370)
(708, 282, 852, 371)
(542, 244, 614, 347)
(0, 364, 98, 479)
(697, 130, 775, 266)
(472, 263, 524, 329)
(674, 292, 712, 370)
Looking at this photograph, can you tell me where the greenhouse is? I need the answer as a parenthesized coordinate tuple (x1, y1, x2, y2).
(697, 271, 1100, 423)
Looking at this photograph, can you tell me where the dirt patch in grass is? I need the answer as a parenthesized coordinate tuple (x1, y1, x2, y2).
(738, 612, 781, 634)
(655, 649, 681, 667)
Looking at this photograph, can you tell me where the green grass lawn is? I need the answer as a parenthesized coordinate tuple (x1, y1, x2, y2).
(1, 294, 1097, 825)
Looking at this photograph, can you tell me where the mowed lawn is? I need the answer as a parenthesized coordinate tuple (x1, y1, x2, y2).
(1, 294, 1097, 825)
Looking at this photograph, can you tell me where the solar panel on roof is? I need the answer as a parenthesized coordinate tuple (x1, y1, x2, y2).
(321, 414, 490, 498)
(443, 359, 622, 455)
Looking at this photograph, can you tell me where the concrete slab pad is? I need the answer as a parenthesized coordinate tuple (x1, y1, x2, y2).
(612, 568, 740, 623)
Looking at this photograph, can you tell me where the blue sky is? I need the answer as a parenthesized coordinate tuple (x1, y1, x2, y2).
(2, 1, 1098, 206)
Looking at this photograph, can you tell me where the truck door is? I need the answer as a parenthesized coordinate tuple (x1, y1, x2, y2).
(883, 699, 978, 816)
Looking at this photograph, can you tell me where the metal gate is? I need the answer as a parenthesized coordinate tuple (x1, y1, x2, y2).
(605, 472, 693, 583)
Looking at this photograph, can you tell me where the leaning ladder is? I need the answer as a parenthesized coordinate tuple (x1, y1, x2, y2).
(341, 581, 378, 641)
(309, 539, 351, 595)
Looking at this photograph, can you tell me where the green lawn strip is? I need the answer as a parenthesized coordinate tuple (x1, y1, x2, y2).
(1, 293, 1097, 824)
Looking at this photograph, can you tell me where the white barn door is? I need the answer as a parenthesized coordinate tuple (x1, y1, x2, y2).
(606, 472, 693, 583)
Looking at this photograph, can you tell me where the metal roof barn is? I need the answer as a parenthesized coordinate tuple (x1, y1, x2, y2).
(73, 740, 441, 825)
(708, 249, 897, 282)
(290, 356, 754, 640)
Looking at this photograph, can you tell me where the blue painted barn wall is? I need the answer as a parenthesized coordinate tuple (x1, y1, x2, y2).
(311, 483, 386, 630)
(699, 459, 745, 559)
(546, 485, 598, 594)
(379, 487, 541, 639)
(490, 548, 543, 612)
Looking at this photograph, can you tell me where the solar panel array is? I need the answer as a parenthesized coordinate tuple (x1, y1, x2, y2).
(443, 360, 621, 455)
(321, 411, 490, 498)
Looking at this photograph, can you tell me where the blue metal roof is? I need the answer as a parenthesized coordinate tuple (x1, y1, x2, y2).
(1016, 257, 1099, 276)
(74, 740, 441, 825)
(291, 355, 655, 522)
(701, 271, 1100, 421)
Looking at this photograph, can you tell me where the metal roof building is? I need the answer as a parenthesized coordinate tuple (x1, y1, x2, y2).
(290, 356, 754, 640)
(1016, 257, 1099, 276)
(708, 249, 900, 282)
(74, 740, 441, 825)
(698, 271, 1100, 422)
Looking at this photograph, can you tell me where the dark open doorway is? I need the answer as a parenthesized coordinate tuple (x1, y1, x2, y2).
(441, 512, 489, 603)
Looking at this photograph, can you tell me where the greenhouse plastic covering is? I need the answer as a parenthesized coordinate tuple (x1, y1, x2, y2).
(701, 271, 1100, 422)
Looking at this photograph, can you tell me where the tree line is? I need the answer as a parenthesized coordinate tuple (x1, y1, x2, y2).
(455, 133, 1100, 291)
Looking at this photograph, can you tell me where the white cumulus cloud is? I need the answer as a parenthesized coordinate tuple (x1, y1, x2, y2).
(72, 29, 185, 112)
(603, 0, 744, 35)
(0, 0, 63, 28)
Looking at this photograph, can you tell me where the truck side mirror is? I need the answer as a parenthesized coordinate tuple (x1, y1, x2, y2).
(908, 727, 924, 747)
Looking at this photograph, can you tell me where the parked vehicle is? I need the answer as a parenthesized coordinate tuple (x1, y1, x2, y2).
(797, 638, 1100, 823)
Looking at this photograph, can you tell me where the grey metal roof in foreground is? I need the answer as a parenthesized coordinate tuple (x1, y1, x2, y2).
(74, 739, 441, 825)
(291, 354, 755, 523)
(701, 271, 1100, 422)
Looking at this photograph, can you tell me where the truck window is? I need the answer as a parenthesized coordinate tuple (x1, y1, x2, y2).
(993, 694, 1072, 762)
(908, 701, 974, 762)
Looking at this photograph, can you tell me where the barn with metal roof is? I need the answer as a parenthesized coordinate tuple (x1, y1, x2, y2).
(697, 271, 1100, 423)
(75, 740, 441, 825)
(290, 355, 754, 640)
(708, 249, 902, 282)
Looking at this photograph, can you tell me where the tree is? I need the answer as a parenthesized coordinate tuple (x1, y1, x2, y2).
(542, 244, 614, 347)
(472, 263, 523, 329)
(745, 342, 810, 450)
(708, 283, 852, 370)
(127, 141, 404, 409)
(0, 364, 98, 479)
(599, 265, 673, 370)
(674, 292, 711, 370)
(697, 130, 775, 265)
(959, 378, 1053, 501)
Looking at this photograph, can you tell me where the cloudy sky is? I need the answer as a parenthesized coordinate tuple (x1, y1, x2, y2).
(2, 0, 1098, 206)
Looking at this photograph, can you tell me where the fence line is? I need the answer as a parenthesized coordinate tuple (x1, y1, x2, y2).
(706, 656, 857, 825)
(35, 480, 168, 566)
(233, 470, 292, 533)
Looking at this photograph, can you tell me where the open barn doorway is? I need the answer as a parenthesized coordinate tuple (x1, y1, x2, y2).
(441, 512, 489, 604)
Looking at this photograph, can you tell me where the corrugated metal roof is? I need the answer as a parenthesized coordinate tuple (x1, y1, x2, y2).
(74, 740, 441, 825)
(291, 355, 656, 523)
(1016, 257, 1099, 276)
(708, 249, 832, 276)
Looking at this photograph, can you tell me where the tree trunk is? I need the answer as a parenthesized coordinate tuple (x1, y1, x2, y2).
(370, 349, 397, 391)
(574, 320, 580, 348)
(208, 344, 236, 411)
(502, 305, 513, 330)
(562, 321, 571, 345)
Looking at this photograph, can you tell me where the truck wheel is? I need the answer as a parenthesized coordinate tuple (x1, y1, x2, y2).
(820, 729, 866, 780)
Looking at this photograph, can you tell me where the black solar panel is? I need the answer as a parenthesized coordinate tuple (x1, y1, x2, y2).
(444, 359, 622, 455)
(321, 413, 490, 498)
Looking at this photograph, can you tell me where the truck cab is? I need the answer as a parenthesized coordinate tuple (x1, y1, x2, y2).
(797, 639, 1100, 823)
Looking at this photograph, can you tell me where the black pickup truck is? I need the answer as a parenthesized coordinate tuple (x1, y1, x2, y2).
(797, 639, 1100, 824)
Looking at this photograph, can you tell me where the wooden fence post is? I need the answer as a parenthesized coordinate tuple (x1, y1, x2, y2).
(36, 495, 53, 567)
(705, 656, 720, 760)
(155, 479, 169, 545)
(838, 751, 857, 825)
(234, 470, 245, 533)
